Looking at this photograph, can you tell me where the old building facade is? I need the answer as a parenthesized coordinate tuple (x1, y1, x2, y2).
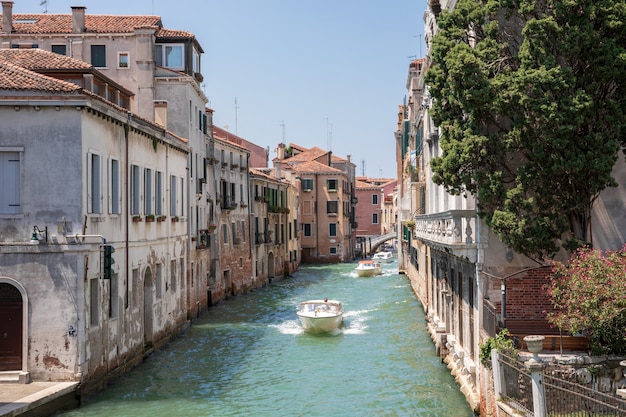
(397, 1, 626, 414)
(0, 49, 189, 391)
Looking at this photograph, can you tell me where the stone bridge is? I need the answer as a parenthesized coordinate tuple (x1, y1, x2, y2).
(357, 233, 397, 257)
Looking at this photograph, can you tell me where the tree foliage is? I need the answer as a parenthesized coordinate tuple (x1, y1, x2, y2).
(545, 245, 626, 355)
(425, 0, 626, 259)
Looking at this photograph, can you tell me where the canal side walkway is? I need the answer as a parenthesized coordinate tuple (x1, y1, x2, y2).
(0, 381, 79, 417)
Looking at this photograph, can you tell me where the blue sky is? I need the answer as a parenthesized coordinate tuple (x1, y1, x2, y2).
(19, 0, 427, 178)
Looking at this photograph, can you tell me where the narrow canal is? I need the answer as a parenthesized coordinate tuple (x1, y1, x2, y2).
(56, 262, 474, 417)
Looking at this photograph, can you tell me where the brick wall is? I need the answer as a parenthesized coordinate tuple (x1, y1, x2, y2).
(506, 267, 555, 320)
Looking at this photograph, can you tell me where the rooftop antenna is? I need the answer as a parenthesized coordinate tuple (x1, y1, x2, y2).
(324, 118, 332, 151)
(40, 0, 48, 13)
(280, 121, 286, 143)
(234, 98, 239, 135)
(361, 160, 366, 177)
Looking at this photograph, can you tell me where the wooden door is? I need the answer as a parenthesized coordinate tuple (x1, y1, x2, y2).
(0, 283, 23, 371)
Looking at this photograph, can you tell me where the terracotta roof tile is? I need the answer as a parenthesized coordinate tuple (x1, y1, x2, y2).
(0, 62, 80, 92)
(284, 146, 328, 162)
(1, 14, 162, 34)
(0, 48, 92, 71)
(288, 160, 342, 174)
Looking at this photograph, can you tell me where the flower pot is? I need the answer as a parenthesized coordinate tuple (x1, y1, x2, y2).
(524, 335, 545, 360)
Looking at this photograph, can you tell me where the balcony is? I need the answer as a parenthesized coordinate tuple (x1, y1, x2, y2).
(413, 210, 477, 261)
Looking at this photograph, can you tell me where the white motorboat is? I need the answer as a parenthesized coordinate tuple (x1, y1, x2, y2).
(372, 251, 394, 263)
(354, 260, 383, 277)
(296, 299, 344, 332)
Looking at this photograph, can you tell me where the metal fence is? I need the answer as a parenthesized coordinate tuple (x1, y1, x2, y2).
(543, 366, 626, 416)
(494, 352, 626, 416)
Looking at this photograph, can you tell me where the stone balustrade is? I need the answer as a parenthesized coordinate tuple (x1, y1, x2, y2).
(413, 209, 476, 246)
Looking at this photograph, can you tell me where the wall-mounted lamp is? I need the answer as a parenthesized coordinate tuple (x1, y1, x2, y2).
(30, 226, 48, 244)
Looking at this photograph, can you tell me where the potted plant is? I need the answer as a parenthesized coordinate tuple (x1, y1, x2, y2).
(145, 214, 155, 222)
(207, 224, 217, 232)
(132, 215, 142, 222)
(171, 216, 179, 222)
(157, 215, 167, 222)
(404, 219, 416, 230)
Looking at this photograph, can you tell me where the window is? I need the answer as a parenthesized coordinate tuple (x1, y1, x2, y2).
(329, 223, 337, 237)
(89, 153, 101, 214)
(154, 44, 184, 70)
(241, 220, 246, 242)
(327, 179, 338, 191)
(0, 149, 21, 214)
(109, 272, 118, 318)
(192, 48, 200, 73)
(110, 159, 120, 214)
(118, 52, 129, 68)
(155, 171, 163, 215)
(372, 194, 379, 205)
(231, 222, 236, 246)
(170, 260, 177, 292)
(91, 45, 106, 67)
(180, 177, 185, 218)
(302, 178, 313, 191)
(330, 247, 337, 255)
(170, 175, 177, 217)
(222, 224, 228, 243)
(326, 200, 338, 215)
(51, 44, 66, 55)
(144, 168, 153, 215)
(156, 263, 162, 299)
(90, 278, 99, 326)
(132, 268, 139, 308)
(131, 165, 140, 215)
(303, 223, 312, 237)
(372, 213, 379, 224)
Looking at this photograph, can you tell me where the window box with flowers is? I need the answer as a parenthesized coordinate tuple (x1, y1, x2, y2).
(132, 215, 142, 222)
(157, 215, 167, 222)
(207, 224, 217, 233)
(222, 162, 229, 168)
(240, 201, 247, 208)
(171, 216, 180, 223)
(145, 214, 155, 222)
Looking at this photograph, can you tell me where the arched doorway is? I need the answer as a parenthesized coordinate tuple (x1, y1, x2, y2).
(0, 282, 23, 371)
(143, 267, 154, 349)
(268, 252, 275, 279)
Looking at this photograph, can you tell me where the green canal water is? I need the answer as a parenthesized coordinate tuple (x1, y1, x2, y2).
(56, 262, 474, 417)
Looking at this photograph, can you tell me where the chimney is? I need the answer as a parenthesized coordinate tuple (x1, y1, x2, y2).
(1, 1, 13, 34)
(277, 143, 285, 160)
(71, 6, 86, 34)
(154, 101, 168, 128)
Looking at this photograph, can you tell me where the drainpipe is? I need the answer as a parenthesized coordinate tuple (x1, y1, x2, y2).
(124, 113, 130, 310)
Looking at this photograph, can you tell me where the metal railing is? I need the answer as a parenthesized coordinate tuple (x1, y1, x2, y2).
(493, 352, 626, 416)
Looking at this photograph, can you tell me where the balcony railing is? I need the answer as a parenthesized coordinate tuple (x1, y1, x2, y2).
(413, 210, 476, 246)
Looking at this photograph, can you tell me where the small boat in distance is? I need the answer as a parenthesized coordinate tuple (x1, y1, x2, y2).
(372, 251, 394, 263)
(354, 260, 383, 277)
(296, 299, 344, 332)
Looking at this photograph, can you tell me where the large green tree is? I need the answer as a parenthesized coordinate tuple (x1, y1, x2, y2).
(425, 0, 626, 259)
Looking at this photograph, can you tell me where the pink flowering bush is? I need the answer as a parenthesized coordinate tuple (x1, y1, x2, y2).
(545, 244, 626, 355)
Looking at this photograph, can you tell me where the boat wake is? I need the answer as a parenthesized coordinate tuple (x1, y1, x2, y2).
(273, 308, 371, 335)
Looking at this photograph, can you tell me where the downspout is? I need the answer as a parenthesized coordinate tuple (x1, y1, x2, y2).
(315, 173, 319, 258)
(124, 113, 130, 311)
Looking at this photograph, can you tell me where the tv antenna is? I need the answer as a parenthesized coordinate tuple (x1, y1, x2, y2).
(280, 121, 286, 143)
(234, 98, 239, 135)
(40, 0, 48, 13)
